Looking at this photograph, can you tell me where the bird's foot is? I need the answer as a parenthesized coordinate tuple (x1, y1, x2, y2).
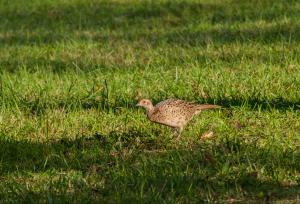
(175, 134, 181, 141)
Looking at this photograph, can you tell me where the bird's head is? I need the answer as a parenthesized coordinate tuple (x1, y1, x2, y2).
(136, 99, 154, 110)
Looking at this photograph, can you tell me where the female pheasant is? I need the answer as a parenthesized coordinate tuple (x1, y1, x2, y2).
(136, 98, 220, 138)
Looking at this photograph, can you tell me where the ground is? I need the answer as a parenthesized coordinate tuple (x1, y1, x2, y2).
(0, 0, 300, 203)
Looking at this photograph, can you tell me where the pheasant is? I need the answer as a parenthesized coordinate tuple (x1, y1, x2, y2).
(136, 98, 220, 138)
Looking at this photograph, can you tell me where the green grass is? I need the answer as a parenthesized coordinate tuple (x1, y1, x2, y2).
(0, 0, 300, 202)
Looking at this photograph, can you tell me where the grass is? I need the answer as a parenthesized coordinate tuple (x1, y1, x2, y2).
(0, 0, 300, 202)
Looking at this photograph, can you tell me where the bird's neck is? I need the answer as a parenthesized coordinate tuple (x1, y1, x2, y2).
(145, 105, 154, 117)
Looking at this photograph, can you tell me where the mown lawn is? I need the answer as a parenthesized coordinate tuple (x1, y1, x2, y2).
(0, 0, 300, 203)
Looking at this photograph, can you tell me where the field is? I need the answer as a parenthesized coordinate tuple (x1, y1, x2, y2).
(0, 0, 300, 202)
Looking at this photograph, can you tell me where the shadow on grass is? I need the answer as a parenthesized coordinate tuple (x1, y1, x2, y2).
(0, 129, 299, 202)
(0, 0, 300, 46)
(2, 21, 299, 46)
(0, 129, 159, 174)
(1, 0, 300, 76)
(11, 94, 300, 118)
(199, 96, 300, 111)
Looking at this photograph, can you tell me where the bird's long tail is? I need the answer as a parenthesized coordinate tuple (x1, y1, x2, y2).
(196, 104, 221, 111)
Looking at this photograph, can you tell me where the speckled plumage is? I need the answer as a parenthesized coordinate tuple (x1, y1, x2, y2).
(136, 98, 220, 137)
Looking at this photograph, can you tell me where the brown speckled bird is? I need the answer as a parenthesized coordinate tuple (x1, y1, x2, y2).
(136, 98, 220, 138)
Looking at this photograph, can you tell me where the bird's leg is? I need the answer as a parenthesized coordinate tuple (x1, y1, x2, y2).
(173, 127, 183, 140)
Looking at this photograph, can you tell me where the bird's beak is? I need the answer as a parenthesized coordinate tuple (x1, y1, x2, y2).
(136, 103, 141, 107)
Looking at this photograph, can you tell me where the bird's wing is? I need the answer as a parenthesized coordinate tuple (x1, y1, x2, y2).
(149, 105, 189, 128)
